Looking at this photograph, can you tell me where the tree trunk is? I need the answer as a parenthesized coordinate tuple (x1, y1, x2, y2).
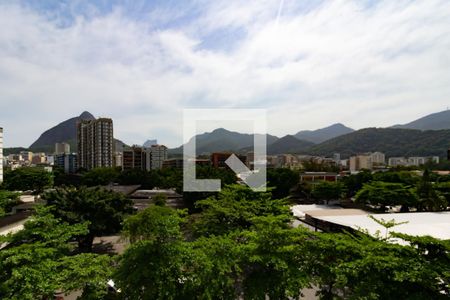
(77, 234, 95, 252)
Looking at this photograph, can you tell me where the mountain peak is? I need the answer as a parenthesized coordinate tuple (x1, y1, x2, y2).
(79, 111, 95, 120)
(294, 123, 354, 144)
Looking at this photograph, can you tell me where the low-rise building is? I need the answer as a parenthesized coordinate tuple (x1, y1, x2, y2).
(54, 153, 77, 174)
(211, 152, 246, 168)
(349, 154, 372, 172)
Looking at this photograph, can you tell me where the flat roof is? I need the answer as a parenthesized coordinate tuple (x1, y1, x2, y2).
(318, 212, 450, 241)
(306, 209, 367, 217)
(291, 204, 344, 219)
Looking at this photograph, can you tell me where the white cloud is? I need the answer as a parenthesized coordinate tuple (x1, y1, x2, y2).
(0, 0, 449, 147)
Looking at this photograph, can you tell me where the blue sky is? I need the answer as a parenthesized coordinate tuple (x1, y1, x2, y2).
(0, 0, 449, 147)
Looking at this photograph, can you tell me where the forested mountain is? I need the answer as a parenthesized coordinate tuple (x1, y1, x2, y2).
(294, 123, 354, 143)
(169, 128, 279, 155)
(309, 128, 450, 158)
(392, 110, 450, 130)
(267, 135, 314, 155)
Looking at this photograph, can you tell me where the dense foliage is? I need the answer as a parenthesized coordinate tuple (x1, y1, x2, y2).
(355, 181, 418, 212)
(43, 186, 133, 251)
(311, 181, 342, 204)
(0, 190, 20, 217)
(114, 186, 450, 299)
(2, 167, 53, 193)
(267, 168, 299, 199)
(0, 207, 112, 299)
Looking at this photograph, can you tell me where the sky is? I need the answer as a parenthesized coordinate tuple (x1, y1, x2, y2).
(0, 0, 449, 148)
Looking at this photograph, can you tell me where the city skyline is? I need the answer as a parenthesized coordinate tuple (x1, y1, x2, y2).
(1, 0, 450, 147)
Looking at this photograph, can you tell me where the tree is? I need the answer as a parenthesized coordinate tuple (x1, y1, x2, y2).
(117, 169, 159, 188)
(122, 205, 186, 244)
(114, 205, 189, 300)
(341, 170, 373, 197)
(416, 169, 448, 211)
(355, 181, 418, 212)
(153, 193, 167, 206)
(81, 167, 120, 186)
(267, 168, 299, 199)
(193, 184, 290, 237)
(372, 171, 419, 186)
(0, 190, 20, 217)
(43, 186, 133, 252)
(239, 216, 311, 299)
(2, 167, 53, 193)
(0, 206, 112, 299)
(311, 181, 342, 204)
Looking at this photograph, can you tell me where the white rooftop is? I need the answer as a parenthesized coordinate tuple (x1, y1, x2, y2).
(319, 211, 450, 241)
(292, 205, 450, 241)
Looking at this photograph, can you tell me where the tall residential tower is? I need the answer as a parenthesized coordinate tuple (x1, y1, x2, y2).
(77, 118, 114, 170)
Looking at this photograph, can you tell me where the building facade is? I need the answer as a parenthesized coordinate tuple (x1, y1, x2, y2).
(54, 153, 77, 174)
(211, 152, 246, 168)
(149, 145, 168, 170)
(370, 152, 386, 165)
(122, 146, 148, 170)
(55, 142, 70, 154)
(122, 145, 168, 171)
(349, 154, 372, 172)
(77, 118, 114, 170)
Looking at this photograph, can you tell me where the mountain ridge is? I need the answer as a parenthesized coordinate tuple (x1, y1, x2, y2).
(294, 123, 354, 143)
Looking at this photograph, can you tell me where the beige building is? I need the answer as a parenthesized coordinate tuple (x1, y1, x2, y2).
(77, 118, 114, 170)
(349, 154, 372, 172)
(55, 142, 70, 154)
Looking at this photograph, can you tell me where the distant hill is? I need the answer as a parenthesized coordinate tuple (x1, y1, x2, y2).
(3, 147, 30, 156)
(29, 111, 95, 153)
(392, 110, 450, 130)
(267, 135, 314, 155)
(294, 123, 354, 143)
(29, 111, 126, 153)
(170, 128, 279, 155)
(309, 128, 450, 158)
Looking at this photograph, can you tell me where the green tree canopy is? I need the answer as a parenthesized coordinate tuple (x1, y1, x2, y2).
(355, 181, 418, 212)
(0, 190, 20, 217)
(192, 184, 290, 237)
(267, 168, 299, 199)
(416, 169, 448, 211)
(311, 181, 342, 204)
(0, 206, 112, 299)
(2, 167, 53, 193)
(43, 186, 133, 252)
(81, 167, 120, 186)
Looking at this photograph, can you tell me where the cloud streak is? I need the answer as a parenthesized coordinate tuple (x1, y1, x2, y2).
(0, 0, 449, 147)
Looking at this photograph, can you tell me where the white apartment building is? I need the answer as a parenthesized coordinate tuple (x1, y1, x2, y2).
(389, 156, 440, 167)
(370, 152, 385, 165)
(388, 157, 408, 167)
(149, 145, 168, 170)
